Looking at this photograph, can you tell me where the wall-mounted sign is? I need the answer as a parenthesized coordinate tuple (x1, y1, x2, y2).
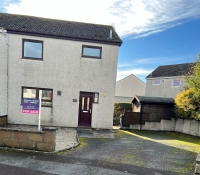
(101, 93, 106, 97)
(73, 99, 77, 102)
(22, 98, 39, 114)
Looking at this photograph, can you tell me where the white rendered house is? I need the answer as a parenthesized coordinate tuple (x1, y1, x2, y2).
(0, 13, 122, 129)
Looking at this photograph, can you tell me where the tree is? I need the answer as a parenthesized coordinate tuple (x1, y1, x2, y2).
(184, 55, 200, 97)
(113, 103, 132, 125)
(174, 54, 200, 120)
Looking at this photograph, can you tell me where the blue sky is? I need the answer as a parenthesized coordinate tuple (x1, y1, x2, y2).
(1, 0, 200, 82)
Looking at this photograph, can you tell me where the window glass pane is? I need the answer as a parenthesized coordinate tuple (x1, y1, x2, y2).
(153, 80, 160, 85)
(83, 47, 100, 57)
(173, 80, 180, 87)
(23, 88, 36, 98)
(87, 97, 90, 110)
(82, 97, 85, 110)
(22, 87, 52, 107)
(24, 41, 42, 58)
(40, 90, 52, 100)
(94, 93, 99, 103)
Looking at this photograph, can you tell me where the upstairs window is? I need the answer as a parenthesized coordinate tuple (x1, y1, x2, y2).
(153, 80, 161, 85)
(82, 45, 102, 59)
(172, 80, 180, 87)
(22, 39, 43, 60)
(22, 87, 53, 107)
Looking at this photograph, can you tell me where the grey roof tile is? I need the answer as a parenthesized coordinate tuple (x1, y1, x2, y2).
(146, 63, 194, 78)
(0, 13, 122, 45)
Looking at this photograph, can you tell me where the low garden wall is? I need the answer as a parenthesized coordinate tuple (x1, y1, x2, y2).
(0, 127, 57, 152)
(129, 118, 200, 137)
(0, 115, 7, 127)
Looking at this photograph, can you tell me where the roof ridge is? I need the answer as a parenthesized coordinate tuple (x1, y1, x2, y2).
(158, 62, 194, 67)
(131, 73, 146, 84)
(146, 62, 194, 78)
(0, 12, 114, 29)
(116, 74, 145, 84)
(116, 74, 133, 83)
(0, 13, 122, 45)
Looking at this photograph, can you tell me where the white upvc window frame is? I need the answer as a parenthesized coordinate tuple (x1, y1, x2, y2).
(153, 80, 161, 85)
(172, 79, 180, 87)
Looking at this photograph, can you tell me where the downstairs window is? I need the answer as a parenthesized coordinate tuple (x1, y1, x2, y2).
(22, 87, 53, 107)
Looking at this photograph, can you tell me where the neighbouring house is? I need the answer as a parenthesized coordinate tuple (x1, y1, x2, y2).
(145, 63, 194, 98)
(115, 74, 146, 103)
(0, 13, 122, 129)
(132, 95, 174, 122)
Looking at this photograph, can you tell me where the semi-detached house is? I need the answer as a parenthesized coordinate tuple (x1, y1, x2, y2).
(0, 13, 122, 129)
(145, 63, 194, 98)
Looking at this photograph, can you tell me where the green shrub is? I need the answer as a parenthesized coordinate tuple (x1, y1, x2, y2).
(174, 54, 200, 121)
(113, 103, 132, 125)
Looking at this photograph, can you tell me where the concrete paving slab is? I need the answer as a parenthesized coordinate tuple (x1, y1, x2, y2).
(55, 128, 78, 151)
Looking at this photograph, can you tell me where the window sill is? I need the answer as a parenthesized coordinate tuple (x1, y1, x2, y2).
(41, 106, 53, 108)
(81, 56, 101, 59)
(22, 57, 43, 61)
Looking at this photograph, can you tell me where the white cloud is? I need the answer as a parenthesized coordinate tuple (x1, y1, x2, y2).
(116, 54, 195, 81)
(118, 57, 169, 68)
(2, 0, 200, 38)
(118, 54, 195, 68)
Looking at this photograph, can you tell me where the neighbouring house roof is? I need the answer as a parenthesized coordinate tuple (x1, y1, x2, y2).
(132, 95, 174, 105)
(146, 63, 194, 78)
(0, 13, 122, 46)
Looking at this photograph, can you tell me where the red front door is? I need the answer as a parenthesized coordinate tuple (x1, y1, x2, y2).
(78, 92, 93, 126)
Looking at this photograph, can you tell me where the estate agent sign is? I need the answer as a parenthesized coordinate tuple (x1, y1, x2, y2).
(22, 98, 40, 114)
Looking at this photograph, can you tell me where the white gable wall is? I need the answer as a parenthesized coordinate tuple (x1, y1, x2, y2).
(5, 34, 118, 129)
(115, 74, 146, 103)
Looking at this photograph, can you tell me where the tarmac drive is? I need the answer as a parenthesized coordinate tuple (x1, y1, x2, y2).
(0, 129, 199, 175)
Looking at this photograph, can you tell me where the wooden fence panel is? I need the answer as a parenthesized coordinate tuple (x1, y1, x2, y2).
(123, 112, 149, 127)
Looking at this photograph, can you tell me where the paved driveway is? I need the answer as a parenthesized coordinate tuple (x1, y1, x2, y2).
(0, 129, 199, 175)
(64, 129, 200, 175)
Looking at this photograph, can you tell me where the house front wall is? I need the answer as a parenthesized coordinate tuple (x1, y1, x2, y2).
(4, 33, 119, 129)
(145, 77, 185, 98)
